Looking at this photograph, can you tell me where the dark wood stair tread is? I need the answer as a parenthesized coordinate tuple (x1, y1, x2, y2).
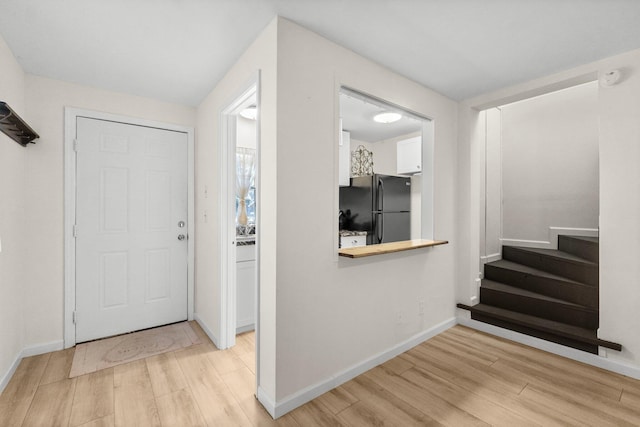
(463, 303, 621, 351)
(506, 246, 597, 266)
(487, 260, 588, 286)
(481, 279, 595, 311)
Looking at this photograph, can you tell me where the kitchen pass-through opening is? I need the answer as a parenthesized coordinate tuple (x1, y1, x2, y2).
(338, 87, 434, 251)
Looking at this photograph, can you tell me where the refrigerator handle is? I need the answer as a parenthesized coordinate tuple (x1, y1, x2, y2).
(372, 213, 377, 244)
(377, 178, 384, 212)
(379, 213, 384, 243)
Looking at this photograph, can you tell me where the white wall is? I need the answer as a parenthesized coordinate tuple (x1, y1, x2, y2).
(0, 34, 27, 389)
(458, 48, 640, 376)
(479, 108, 502, 260)
(499, 82, 599, 244)
(195, 18, 278, 399)
(274, 18, 458, 403)
(598, 51, 640, 368)
(20, 76, 195, 348)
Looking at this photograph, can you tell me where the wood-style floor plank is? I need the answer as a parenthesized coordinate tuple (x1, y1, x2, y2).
(621, 387, 640, 407)
(69, 367, 114, 426)
(238, 351, 256, 374)
(289, 400, 347, 427)
(40, 347, 75, 385)
(520, 383, 637, 427)
(340, 375, 443, 426)
(113, 360, 161, 427)
(404, 345, 527, 396)
(76, 414, 114, 427)
(365, 365, 490, 426)
(145, 351, 188, 397)
(156, 388, 206, 426)
(3, 325, 640, 427)
(449, 326, 628, 398)
(314, 386, 359, 415)
(0, 353, 50, 402)
(22, 377, 76, 426)
(175, 344, 253, 427)
(400, 348, 584, 426)
(232, 332, 255, 357)
(429, 334, 500, 366)
(0, 353, 51, 426)
(207, 343, 248, 375)
(401, 366, 537, 427)
(0, 398, 33, 427)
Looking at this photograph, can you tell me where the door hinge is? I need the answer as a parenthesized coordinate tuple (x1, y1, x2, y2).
(72, 311, 77, 324)
(73, 224, 78, 238)
(73, 139, 79, 152)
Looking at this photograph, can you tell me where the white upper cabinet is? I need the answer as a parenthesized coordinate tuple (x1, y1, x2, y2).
(339, 130, 351, 186)
(397, 136, 422, 175)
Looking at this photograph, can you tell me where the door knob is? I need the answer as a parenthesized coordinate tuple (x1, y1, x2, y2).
(177, 234, 186, 241)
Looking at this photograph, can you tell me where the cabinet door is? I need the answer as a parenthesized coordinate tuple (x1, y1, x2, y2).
(236, 260, 256, 331)
(397, 137, 422, 175)
(339, 130, 351, 186)
(340, 235, 366, 248)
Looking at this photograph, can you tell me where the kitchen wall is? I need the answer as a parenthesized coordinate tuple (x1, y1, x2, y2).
(353, 131, 422, 239)
(458, 48, 640, 376)
(274, 18, 458, 406)
(0, 34, 27, 390)
(499, 81, 599, 245)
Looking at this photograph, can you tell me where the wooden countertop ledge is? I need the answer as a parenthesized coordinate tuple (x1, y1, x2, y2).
(338, 239, 449, 258)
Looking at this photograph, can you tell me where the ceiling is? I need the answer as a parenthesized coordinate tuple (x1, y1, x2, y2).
(340, 90, 422, 142)
(1, 1, 639, 107)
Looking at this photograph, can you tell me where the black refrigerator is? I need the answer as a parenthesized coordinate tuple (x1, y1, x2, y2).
(340, 174, 411, 245)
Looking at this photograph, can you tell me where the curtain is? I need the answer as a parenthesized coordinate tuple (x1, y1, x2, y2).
(236, 147, 256, 225)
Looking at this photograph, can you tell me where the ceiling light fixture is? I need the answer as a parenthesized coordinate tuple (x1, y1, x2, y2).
(373, 111, 402, 124)
(239, 106, 257, 120)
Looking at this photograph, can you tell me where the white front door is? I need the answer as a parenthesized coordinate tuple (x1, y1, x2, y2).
(75, 117, 188, 343)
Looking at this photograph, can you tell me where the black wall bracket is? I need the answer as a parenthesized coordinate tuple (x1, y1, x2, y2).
(0, 101, 39, 147)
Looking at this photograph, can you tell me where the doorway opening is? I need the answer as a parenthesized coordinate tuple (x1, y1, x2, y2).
(337, 87, 434, 248)
(219, 79, 260, 386)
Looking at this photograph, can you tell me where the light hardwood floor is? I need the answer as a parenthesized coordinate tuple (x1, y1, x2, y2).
(2, 323, 640, 426)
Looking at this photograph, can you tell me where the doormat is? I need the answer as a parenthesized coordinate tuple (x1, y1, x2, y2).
(69, 322, 201, 378)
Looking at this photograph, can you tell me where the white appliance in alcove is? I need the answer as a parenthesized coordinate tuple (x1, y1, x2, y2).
(236, 242, 256, 332)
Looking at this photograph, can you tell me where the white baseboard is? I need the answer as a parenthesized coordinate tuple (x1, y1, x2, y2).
(480, 253, 501, 263)
(236, 324, 255, 334)
(457, 315, 640, 380)
(0, 352, 22, 393)
(270, 317, 457, 419)
(257, 386, 277, 418)
(21, 340, 64, 358)
(548, 227, 599, 249)
(0, 339, 64, 393)
(193, 313, 220, 349)
(502, 227, 599, 250)
(501, 238, 552, 249)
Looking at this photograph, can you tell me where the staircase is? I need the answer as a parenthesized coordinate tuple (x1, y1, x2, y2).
(460, 236, 621, 354)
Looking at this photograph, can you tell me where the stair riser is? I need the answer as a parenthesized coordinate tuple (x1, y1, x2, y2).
(480, 287, 598, 329)
(470, 313, 598, 354)
(503, 246, 598, 286)
(484, 264, 598, 309)
(558, 236, 598, 263)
